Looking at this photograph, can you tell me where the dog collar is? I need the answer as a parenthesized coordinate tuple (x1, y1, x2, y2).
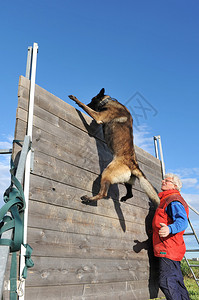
(98, 97, 112, 109)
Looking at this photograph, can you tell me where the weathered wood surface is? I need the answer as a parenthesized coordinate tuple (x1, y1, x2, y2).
(3, 76, 165, 299)
(24, 280, 152, 300)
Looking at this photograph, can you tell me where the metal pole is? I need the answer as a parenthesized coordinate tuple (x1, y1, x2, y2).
(19, 43, 38, 299)
(157, 135, 165, 177)
(153, 135, 166, 178)
(153, 136, 159, 160)
(188, 204, 199, 217)
(25, 47, 32, 80)
(26, 43, 38, 138)
(188, 218, 199, 244)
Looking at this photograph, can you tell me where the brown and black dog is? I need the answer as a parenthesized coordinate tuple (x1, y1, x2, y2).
(68, 89, 160, 207)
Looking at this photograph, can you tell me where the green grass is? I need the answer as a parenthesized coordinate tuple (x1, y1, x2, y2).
(181, 259, 199, 300)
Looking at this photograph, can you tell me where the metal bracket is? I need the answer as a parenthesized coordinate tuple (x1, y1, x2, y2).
(15, 136, 31, 183)
(30, 148, 34, 173)
(0, 149, 12, 154)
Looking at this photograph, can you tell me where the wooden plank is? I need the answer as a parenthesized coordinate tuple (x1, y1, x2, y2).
(32, 150, 127, 197)
(25, 256, 149, 286)
(135, 144, 161, 167)
(18, 75, 30, 91)
(27, 227, 149, 260)
(29, 174, 152, 215)
(24, 280, 158, 300)
(33, 150, 101, 192)
(27, 200, 149, 240)
(32, 150, 160, 206)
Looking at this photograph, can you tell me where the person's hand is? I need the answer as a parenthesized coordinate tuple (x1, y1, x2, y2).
(159, 223, 170, 237)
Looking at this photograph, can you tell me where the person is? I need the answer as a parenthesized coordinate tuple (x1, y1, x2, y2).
(152, 173, 190, 300)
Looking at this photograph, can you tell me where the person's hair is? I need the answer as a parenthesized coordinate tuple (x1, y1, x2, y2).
(164, 173, 182, 191)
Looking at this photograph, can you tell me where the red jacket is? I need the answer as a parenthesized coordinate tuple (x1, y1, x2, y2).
(152, 190, 189, 261)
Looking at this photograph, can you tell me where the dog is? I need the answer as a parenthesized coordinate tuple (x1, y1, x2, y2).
(68, 89, 160, 207)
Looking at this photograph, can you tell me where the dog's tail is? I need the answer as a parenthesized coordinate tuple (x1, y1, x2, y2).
(132, 168, 160, 207)
(139, 176, 160, 207)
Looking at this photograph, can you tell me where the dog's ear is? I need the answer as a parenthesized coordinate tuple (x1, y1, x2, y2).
(98, 88, 105, 97)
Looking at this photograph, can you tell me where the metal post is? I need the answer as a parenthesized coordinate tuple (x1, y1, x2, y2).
(153, 135, 166, 178)
(158, 136, 165, 177)
(19, 42, 38, 299)
(27, 43, 38, 138)
(25, 46, 33, 80)
(153, 137, 159, 160)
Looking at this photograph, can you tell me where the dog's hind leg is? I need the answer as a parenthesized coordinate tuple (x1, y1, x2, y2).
(120, 174, 137, 202)
(81, 160, 131, 204)
(132, 167, 160, 207)
(81, 178, 111, 204)
(120, 183, 133, 202)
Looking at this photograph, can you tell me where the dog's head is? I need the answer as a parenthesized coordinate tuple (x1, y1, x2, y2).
(87, 88, 109, 111)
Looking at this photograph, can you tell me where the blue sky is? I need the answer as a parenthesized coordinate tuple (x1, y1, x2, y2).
(0, 1, 199, 255)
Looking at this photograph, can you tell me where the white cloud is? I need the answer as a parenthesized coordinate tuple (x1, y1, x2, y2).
(168, 167, 199, 193)
(0, 135, 13, 149)
(171, 168, 199, 178)
(0, 142, 12, 149)
(134, 124, 154, 155)
(181, 178, 198, 188)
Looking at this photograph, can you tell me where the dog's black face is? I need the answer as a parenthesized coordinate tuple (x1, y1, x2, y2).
(87, 88, 106, 111)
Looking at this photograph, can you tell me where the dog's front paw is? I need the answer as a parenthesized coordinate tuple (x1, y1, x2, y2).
(68, 95, 78, 102)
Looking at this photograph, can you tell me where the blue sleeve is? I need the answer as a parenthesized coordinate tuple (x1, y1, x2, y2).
(166, 201, 188, 234)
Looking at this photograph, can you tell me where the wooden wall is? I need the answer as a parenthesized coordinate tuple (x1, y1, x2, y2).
(5, 76, 165, 299)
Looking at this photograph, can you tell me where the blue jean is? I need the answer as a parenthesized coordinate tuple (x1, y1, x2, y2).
(159, 257, 190, 300)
